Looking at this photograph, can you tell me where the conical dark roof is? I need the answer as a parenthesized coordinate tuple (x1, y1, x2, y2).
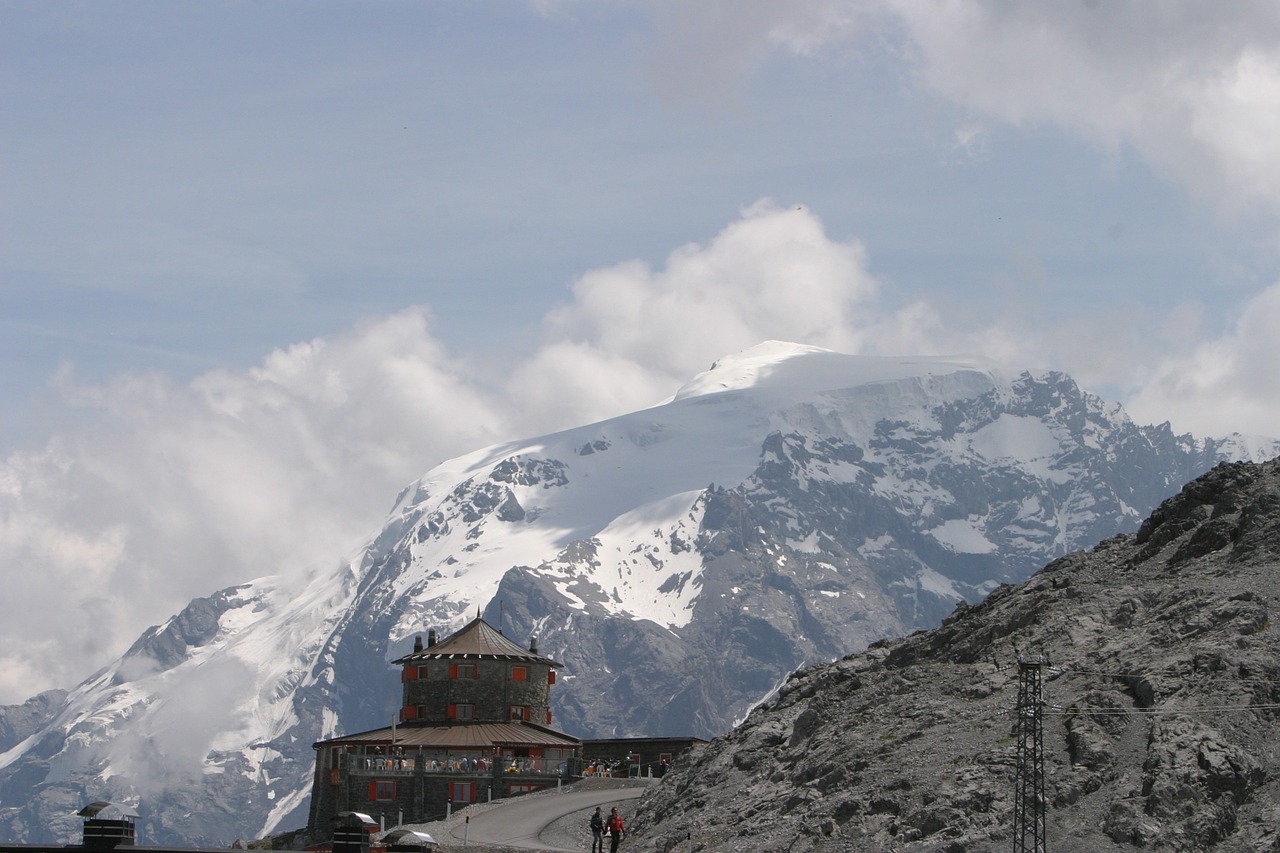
(393, 617, 561, 666)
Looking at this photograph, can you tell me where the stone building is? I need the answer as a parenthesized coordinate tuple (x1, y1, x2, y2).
(580, 736, 707, 778)
(306, 617, 580, 837)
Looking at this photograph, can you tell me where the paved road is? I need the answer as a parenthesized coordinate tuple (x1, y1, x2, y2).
(446, 785, 647, 851)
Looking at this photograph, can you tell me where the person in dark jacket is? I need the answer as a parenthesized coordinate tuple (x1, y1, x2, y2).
(589, 806, 604, 853)
(606, 806, 625, 852)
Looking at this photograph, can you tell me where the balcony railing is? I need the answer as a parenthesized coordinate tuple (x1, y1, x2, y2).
(347, 757, 418, 774)
(344, 756, 567, 776)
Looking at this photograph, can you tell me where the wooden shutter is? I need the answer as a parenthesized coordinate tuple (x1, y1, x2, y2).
(447, 704, 457, 719)
(547, 670, 556, 684)
(449, 664, 458, 679)
(512, 666, 527, 682)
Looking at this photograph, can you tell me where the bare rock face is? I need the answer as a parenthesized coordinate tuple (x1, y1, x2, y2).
(631, 459, 1280, 852)
(0, 690, 66, 753)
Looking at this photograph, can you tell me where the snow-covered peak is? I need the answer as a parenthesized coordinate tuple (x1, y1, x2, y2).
(672, 341, 998, 404)
(5, 340, 1274, 848)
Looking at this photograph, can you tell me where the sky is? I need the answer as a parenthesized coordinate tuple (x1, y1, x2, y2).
(3, 1, 1280, 704)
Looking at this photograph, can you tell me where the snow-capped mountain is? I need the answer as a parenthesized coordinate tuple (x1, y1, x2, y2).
(0, 342, 1274, 846)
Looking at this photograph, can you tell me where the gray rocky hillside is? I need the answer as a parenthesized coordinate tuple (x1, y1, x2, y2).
(631, 458, 1280, 852)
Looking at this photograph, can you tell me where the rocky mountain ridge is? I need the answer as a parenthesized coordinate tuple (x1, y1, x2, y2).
(632, 458, 1280, 852)
(0, 343, 1275, 846)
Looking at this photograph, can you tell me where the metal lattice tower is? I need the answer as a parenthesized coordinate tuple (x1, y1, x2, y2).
(1013, 655, 1047, 853)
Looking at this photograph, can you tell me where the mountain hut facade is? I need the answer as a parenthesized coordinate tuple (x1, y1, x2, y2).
(305, 617, 580, 837)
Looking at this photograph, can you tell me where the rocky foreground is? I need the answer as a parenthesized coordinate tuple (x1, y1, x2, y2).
(630, 459, 1280, 852)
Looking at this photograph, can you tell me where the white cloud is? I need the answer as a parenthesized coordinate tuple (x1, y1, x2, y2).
(508, 201, 881, 428)
(569, 201, 877, 359)
(1126, 282, 1280, 437)
(0, 309, 507, 703)
(887, 1, 1280, 218)
(646, 2, 1280, 218)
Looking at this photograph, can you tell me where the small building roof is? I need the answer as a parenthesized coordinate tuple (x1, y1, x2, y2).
(77, 802, 139, 820)
(379, 829, 439, 848)
(336, 812, 377, 827)
(394, 617, 561, 666)
(315, 720, 581, 751)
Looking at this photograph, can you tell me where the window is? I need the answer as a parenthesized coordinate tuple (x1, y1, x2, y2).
(369, 781, 396, 801)
(511, 666, 527, 682)
(455, 703, 475, 720)
(509, 705, 530, 721)
(401, 665, 419, 682)
(450, 663, 478, 679)
(508, 783, 544, 795)
(450, 782, 475, 803)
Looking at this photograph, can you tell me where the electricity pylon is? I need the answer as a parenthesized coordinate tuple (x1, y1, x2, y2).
(1013, 655, 1047, 853)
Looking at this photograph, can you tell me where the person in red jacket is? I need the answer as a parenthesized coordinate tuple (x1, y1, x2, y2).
(606, 806, 625, 852)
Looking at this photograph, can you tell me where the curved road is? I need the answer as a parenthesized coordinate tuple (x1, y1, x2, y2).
(446, 785, 647, 851)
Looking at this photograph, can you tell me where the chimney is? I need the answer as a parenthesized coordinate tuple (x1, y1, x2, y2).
(529, 636, 538, 655)
(412, 635, 423, 653)
(427, 629, 438, 648)
(333, 813, 374, 853)
(78, 803, 137, 850)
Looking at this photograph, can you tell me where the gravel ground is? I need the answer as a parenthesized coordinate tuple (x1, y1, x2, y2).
(400, 777, 651, 853)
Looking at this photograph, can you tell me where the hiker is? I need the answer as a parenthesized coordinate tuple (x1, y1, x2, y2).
(606, 806, 625, 852)
(589, 805, 605, 852)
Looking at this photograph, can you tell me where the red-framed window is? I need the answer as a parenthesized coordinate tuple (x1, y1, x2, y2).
(369, 781, 396, 801)
(509, 705, 531, 721)
(450, 782, 475, 803)
(450, 663, 479, 679)
(508, 783, 544, 795)
(447, 703, 475, 720)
